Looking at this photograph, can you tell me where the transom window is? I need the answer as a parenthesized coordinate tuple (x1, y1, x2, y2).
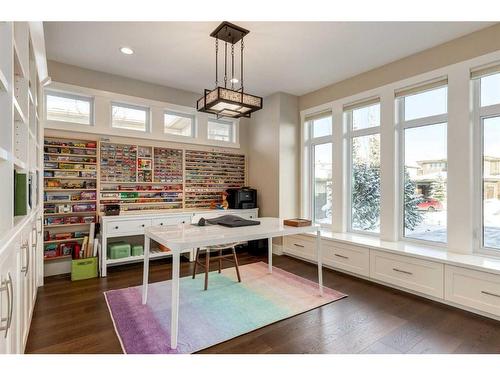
(111, 102, 150, 132)
(164, 111, 195, 137)
(45, 90, 93, 125)
(208, 119, 234, 142)
(397, 81, 448, 244)
(345, 100, 381, 234)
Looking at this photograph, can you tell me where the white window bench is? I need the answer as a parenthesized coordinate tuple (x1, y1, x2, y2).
(281, 231, 500, 320)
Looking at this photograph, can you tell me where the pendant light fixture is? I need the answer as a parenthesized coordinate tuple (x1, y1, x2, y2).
(197, 22, 263, 119)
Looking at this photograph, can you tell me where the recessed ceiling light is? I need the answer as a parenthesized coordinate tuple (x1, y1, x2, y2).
(120, 47, 134, 55)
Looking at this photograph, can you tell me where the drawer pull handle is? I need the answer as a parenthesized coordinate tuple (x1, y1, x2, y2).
(293, 243, 305, 248)
(334, 254, 349, 260)
(481, 291, 500, 298)
(393, 268, 413, 275)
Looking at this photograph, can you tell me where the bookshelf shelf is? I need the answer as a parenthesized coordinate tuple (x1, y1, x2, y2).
(44, 136, 98, 261)
(0, 68, 8, 91)
(185, 150, 245, 209)
(99, 143, 184, 212)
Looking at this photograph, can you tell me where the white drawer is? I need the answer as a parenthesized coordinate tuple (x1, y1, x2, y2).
(283, 235, 316, 261)
(106, 219, 152, 235)
(152, 216, 190, 227)
(323, 242, 370, 277)
(445, 265, 500, 317)
(370, 250, 444, 298)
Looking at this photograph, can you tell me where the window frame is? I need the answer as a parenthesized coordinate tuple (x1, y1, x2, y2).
(345, 100, 381, 236)
(207, 118, 235, 143)
(44, 89, 95, 126)
(304, 113, 333, 228)
(111, 101, 151, 133)
(397, 83, 448, 246)
(163, 110, 196, 138)
(472, 73, 500, 256)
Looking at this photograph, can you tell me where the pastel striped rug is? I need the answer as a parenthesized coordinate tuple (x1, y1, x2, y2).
(104, 261, 346, 354)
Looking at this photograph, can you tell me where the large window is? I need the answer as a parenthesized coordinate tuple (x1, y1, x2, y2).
(398, 82, 448, 243)
(164, 111, 195, 137)
(346, 101, 381, 233)
(306, 113, 333, 226)
(45, 90, 93, 125)
(474, 69, 500, 252)
(208, 119, 234, 142)
(111, 102, 150, 132)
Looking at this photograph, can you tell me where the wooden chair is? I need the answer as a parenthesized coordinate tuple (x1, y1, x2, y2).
(192, 243, 242, 290)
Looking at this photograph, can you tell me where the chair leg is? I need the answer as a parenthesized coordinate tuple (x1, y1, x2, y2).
(204, 250, 210, 290)
(192, 248, 200, 279)
(218, 249, 222, 273)
(232, 247, 241, 283)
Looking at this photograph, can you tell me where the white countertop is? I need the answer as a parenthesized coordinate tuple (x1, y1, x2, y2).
(300, 230, 500, 276)
(99, 208, 258, 222)
(145, 217, 320, 252)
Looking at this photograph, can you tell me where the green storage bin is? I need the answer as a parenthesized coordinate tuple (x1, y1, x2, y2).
(71, 257, 98, 281)
(107, 242, 131, 259)
(131, 244, 144, 256)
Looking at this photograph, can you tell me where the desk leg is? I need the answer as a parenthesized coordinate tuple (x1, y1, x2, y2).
(141, 236, 150, 305)
(268, 237, 273, 273)
(170, 251, 180, 350)
(316, 230, 323, 296)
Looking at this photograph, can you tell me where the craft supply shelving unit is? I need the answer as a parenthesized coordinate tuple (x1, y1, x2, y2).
(43, 137, 98, 261)
(99, 142, 184, 212)
(184, 150, 246, 208)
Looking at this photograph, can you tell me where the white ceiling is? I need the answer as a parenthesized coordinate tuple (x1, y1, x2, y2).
(44, 22, 493, 98)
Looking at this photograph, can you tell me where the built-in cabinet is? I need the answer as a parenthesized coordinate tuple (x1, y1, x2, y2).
(0, 21, 45, 354)
(283, 234, 500, 320)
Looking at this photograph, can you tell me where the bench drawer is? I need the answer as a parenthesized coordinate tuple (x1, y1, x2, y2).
(152, 216, 190, 227)
(370, 250, 444, 298)
(106, 219, 152, 235)
(283, 235, 316, 261)
(323, 242, 370, 277)
(445, 265, 500, 317)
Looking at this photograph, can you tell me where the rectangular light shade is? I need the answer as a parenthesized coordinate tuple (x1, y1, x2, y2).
(197, 87, 263, 118)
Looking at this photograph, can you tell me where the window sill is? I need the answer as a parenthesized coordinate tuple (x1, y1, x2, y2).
(299, 230, 500, 276)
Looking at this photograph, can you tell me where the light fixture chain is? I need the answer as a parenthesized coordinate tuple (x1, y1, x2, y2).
(240, 37, 244, 93)
(215, 38, 218, 87)
(224, 41, 227, 88)
(231, 44, 235, 90)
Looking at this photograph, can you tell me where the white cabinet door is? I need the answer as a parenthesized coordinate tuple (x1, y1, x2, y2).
(17, 230, 30, 351)
(0, 244, 20, 354)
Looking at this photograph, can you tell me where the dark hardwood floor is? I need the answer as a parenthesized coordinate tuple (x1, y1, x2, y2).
(26, 252, 500, 354)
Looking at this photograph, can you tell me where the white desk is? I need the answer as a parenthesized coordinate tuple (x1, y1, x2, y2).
(142, 217, 322, 350)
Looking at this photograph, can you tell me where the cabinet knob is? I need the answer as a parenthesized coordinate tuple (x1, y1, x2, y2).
(141, 224, 145, 227)
(114, 226, 119, 229)
(160, 223, 163, 226)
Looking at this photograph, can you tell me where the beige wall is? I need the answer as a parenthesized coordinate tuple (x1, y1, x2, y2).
(245, 92, 300, 220)
(48, 60, 200, 107)
(299, 23, 500, 110)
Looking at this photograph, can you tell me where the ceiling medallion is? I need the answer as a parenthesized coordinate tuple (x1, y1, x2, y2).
(197, 21, 263, 119)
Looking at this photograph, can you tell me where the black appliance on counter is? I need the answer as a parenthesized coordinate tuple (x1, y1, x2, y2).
(226, 187, 257, 209)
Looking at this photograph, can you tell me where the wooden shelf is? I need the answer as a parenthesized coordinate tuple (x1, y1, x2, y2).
(44, 255, 72, 262)
(45, 188, 97, 191)
(44, 211, 96, 217)
(44, 176, 97, 180)
(44, 238, 86, 244)
(44, 223, 94, 228)
(44, 200, 96, 204)
(13, 40, 27, 78)
(43, 145, 97, 151)
(44, 168, 97, 172)
(44, 152, 97, 158)
(107, 249, 171, 265)
(44, 160, 97, 165)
